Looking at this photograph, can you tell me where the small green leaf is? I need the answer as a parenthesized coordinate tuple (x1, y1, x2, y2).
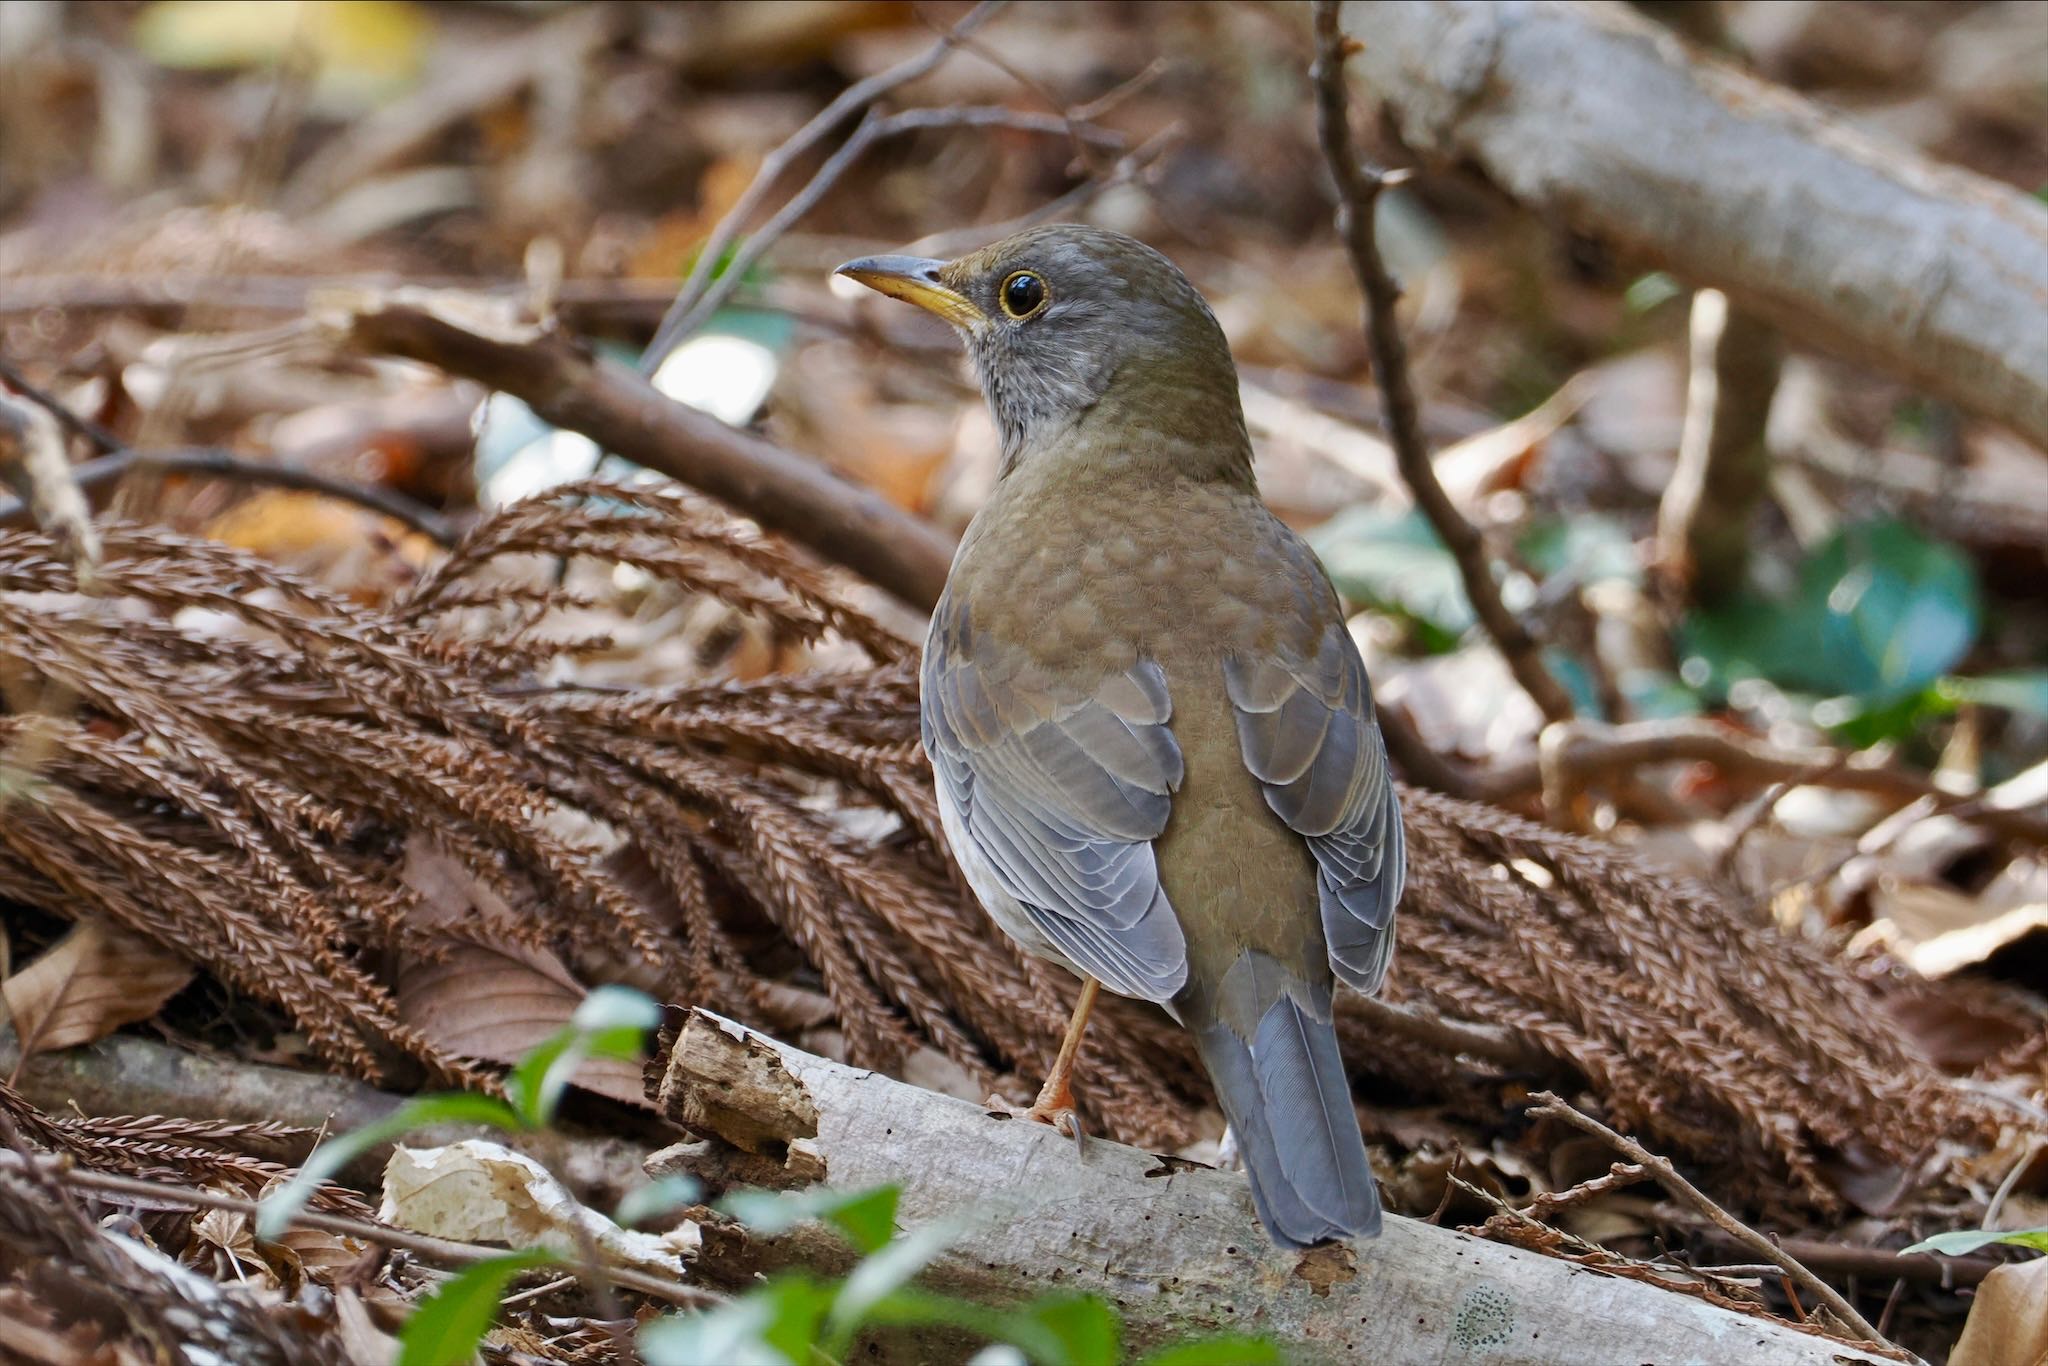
(573, 983, 665, 1032)
(1623, 271, 1683, 315)
(1902, 1227, 2048, 1256)
(1310, 505, 1474, 645)
(615, 1174, 704, 1227)
(1018, 1294, 1120, 1366)
(1517, 515, 1640, 589)
(1682, 518, 1981, 710)
(397, 1248, 561, 1366)
(640, 1275, 831, 1366)
(719, 1185, 901, 1255)
(825, 1220, 963, 1348)
(505, 986, 659, 1128)
(1135, 1335, 1284, 1366)
(257, 1092, 521, 1239)
(1938, 670, 2048, 718)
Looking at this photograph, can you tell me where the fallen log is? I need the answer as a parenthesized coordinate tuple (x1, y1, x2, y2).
(654, 1011, 1893, 1365)
(1342, 0, 2048, 447)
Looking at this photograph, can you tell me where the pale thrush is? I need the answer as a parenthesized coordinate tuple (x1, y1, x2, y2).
(838, 225, 1404, 1247)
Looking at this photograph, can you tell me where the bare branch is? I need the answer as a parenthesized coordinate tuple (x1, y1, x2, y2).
(0, 1150, 717, 1308)
(1341, 1, 2048, 447)
(0, 446, 458, 547)
(325, 293, 958, 610)
(639, 0, 1009, 370)
(1517, 717, 2048, 845)
(1309, 1, 1576, 724)
(1528, 1090, 1891, 1348)
(1657, 291, 1783, 606)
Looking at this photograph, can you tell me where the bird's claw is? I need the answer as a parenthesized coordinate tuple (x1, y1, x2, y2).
(984, 1092, 1084, 1144)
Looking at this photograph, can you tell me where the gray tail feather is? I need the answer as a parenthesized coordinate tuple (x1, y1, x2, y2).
(1195, 995, 1381, 1248)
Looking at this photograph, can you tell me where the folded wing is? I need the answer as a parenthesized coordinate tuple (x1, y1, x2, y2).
(923, 604, 1190, 1002)
(1224, 624, 1403, 993)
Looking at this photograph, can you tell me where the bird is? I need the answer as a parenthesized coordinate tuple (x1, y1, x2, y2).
(836, 225, 1404, 1249)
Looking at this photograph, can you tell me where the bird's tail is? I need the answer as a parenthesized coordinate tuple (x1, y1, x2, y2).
(1194, 991, 1380, 1248)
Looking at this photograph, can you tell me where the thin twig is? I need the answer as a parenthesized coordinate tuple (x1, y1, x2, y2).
(1524, 1161, 1650, 1221)
(1513, 719, 2047, 846)
(0, 1151, 719, 1308)
(644, 103, 1126, 365)
(0, 446, 458, 547)
(0, 359, 457, 545)
(1309, 1, 1575, 724)
(330, 296, 956, 609)
(1346, 994, 1552, 1073)
(639, 0, 1007, 371)
(903, 124, 1182, 262)
(1527, 1091, 1890, 1346)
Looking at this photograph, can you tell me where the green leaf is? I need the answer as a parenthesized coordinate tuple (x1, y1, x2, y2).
(825, 1220, 964, 1350)
(1136, 1336, 1284, 1366)
(1938, 670, 2048, 718)
(256, 1091, 521, 1239)
(1310, 505, 1473, 645)
(505, 985, 659, 1128)
(397, 1247, 561, 1366)
(1017, 1295, 1120, 1366)
(1801, 519, 1980, 702)
(1902, 1227, 2048, 1256)
(641, 1275, 832, 1366)
(1623, 271, 1683, 315)
(1682, 519, 1980, 708)
(1517, 515, 1640, 589)
(719, 1185, 901, 1256)
(615, 1174, 704, 1227)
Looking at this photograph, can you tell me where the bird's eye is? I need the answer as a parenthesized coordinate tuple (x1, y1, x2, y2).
(999, 270, 1049, 319)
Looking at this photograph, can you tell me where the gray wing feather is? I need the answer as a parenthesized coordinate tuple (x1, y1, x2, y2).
(923, 611, 1189, 1002)
(1224, 627, 1403, 993)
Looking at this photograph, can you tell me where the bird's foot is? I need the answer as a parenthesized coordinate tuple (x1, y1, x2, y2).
(983, 1089, 1083, 1142)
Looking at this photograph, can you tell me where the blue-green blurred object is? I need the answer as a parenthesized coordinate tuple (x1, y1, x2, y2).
(1682, 517, 1981, 709)
(1310, 505, 1475, 651)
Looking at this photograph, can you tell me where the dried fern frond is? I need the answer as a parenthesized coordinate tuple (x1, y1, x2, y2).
(0, 486, 2025, 1214)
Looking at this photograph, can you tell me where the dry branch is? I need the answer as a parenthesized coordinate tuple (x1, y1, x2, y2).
(1527, 1090, 1889, 1347)
(639, 0, 1006, 368)
(0, 1031, 655, 1201)
(0, 1152, 715, 1309)
(0, 446, 457, 546)
(1341, 0, 2048, 447)
(325, 294, 956, 610)
(1310, 1, 1576, 724)
(1518, 717, 2048, 845)
(657, 1012, 1893, 1365)
(1657, 291, 1782, 606)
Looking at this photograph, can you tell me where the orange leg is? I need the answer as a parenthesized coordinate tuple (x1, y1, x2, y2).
(989, 977, 1101, 1139)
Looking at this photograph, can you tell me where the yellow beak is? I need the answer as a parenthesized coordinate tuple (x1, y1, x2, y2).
(834, 255, 985, 328)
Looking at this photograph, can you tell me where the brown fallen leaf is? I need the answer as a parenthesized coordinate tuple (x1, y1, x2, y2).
(396, 839, 648, 1108)
(1951, 1255, 2048, 1366)
(0, 919, 194, 1060)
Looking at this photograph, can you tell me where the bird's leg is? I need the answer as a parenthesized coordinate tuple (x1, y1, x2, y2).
(988, 977, 1101, 1140)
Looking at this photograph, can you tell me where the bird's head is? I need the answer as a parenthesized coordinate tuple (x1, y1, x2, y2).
(837, 224, 1251, 484)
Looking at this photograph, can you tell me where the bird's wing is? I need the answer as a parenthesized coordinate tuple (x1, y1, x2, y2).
(922, 605, 1189, 1003)
(1224, 622, 1403, 994)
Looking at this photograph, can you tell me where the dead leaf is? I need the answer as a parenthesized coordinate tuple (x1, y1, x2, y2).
(0, 919, 194, 1059)
(1951, 1255, 2048, 1366)
(333, 1288, 400, 1366)
(382, 1140, 699, 1275)
(396, 840, 648, 1108)
(203, 489, 436, 606)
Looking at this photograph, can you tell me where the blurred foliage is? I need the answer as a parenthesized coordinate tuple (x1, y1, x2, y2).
(1679, 518, 1997, 742)
(644, 1182, 1280, 1366)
